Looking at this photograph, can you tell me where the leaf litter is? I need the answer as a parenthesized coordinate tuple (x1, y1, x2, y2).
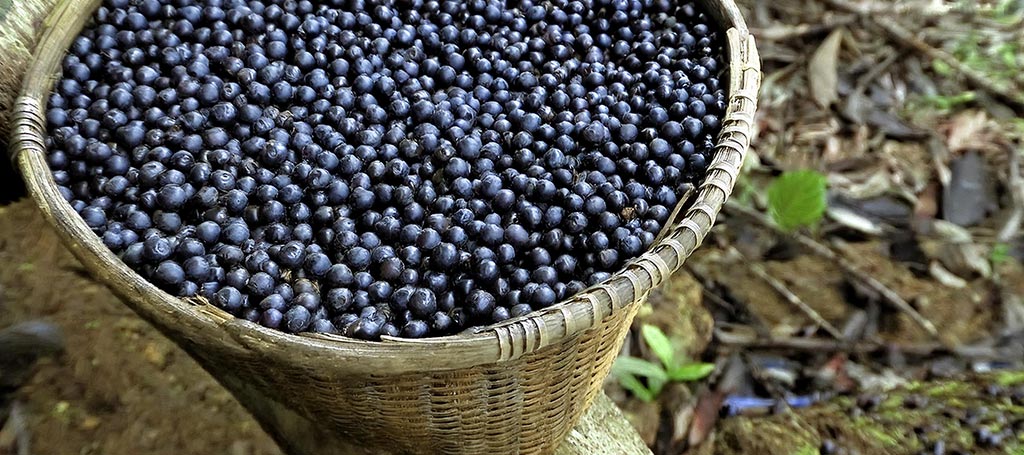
(605, 0, 1024, 453)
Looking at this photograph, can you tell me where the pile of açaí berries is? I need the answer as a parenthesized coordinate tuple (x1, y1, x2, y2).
(45, 0, 727, 339)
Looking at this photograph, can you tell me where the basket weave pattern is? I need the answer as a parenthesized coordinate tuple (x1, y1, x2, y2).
(8, 0, 760, 452)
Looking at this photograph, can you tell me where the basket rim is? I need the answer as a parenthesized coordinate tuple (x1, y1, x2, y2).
(8, 0, 761, 375)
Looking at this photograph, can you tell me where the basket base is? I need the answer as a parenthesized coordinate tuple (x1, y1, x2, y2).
(220, 370, 650, 455)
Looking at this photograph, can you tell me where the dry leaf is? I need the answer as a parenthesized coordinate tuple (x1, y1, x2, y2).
(929, 261, 968, 288)
(942, 151, 992, 227)
(944, 110, 991, 154)
(826, 206, 885, 235)
(914, 182, 940, 222)
(809, 29, 843, 109)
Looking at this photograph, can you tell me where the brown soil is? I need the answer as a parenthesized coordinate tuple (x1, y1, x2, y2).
(0, 200, 281, 455)
(690, 239, 1001, 346)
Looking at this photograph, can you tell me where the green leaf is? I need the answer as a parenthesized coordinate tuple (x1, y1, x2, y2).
(611, 356, 669, 382)
(668, 362, 715, 382)
(998, 44, 1019, 68)
(613, 356, 668, 402)
(922, 91, 977, 111)
(931, 59, 953, 77)
(616, 373, 656, 402)
(991, 242, 1012, 265)
(766, 170, 829, 231)
(640, 324, 675, 369)
(647, 375, 667, 397)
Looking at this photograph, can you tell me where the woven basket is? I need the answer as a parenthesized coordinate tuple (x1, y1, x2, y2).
(7, 0, 759, 452)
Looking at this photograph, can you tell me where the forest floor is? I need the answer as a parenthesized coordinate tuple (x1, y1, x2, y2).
(1, 0, 1024, 454)
(605, 0, 1024, 454)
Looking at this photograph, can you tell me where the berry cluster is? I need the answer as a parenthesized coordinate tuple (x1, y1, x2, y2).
(45, 0, 726, 339)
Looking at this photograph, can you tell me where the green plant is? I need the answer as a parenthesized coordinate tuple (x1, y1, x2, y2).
(991, 242, 1012, 266)
(931, 59, 954, 77)
(992, 0, 1024, 23)
(611, 324, 714, 402)
(920, 91, 977, 111)
(766, 170, 828, 232)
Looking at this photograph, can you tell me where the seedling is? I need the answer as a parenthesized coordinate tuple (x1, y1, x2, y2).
(612, 324, 714, 402)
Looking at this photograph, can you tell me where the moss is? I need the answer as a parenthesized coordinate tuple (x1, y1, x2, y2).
(997, 371, 1024, 386)
(847, 415, 908, 449)
(880, 394, 903, 410)
(793, 445, 818, 455)
(925, 381, 971, 397)
(713, 373, 1024, 455)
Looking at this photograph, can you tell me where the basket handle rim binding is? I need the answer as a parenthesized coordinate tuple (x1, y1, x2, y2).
(8, 0, 760, 375)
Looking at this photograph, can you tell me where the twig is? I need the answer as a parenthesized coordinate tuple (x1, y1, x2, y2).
(699, 286, 735, 312)
(685, 264, 773, 339)
(729, 246, 844, 339)
(716, 329, 1017, 362)
(997, 146, 1023, 243)
(853, 51, 900, 95)
(825, 0, 1024, 113)
(723, 201, 943, 342)
(715, 329, 940, 355)
(752, 16, 857, 42)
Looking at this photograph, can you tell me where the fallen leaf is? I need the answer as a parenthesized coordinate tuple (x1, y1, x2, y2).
(840, 91, 927, 140)
(866, 109, 929, 140)
(931, 242, 992, 279)
(845, 362, 908, 391)
(942, 151, 992, 227)
(809, 29, 843, 109)
(843, 171, 893, 199)
(687, 389, 725, 447)
(913, 182, 940, 223)
(840, 86, 869, 124)
(671, 400, 695, 447)
(931, 219, 973, 243)
(929, 261, 968, 288)
(944, 110, 991, 154)
(1001, 290, 1024, 336)
(827, 206, 884, 235)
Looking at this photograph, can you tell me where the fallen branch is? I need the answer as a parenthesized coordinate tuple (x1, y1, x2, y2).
(723, 201, 943, 342)
(825, 0, 1024, 113)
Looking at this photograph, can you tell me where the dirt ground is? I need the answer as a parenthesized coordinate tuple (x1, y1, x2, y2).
(0, 200, 281, 455)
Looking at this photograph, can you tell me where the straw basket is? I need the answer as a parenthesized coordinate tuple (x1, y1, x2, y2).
(7, 0, 759, 452)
